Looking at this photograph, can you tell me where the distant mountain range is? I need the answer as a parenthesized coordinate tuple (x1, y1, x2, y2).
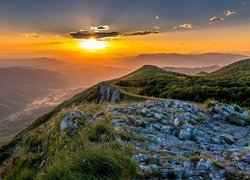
(163, 65, 222, 75)
(116, 53, 248, 68)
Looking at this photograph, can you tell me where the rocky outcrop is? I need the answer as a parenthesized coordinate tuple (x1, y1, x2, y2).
(107, 100, 250, 179)
(209, 102, 249, 126)
(98, 83, 121, 103)
(60, 110, 84, 130)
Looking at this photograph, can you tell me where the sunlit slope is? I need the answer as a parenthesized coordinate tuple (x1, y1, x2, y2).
(208, 59, 250, 81)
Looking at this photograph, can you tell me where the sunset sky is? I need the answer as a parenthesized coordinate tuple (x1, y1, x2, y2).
(1, 0, 250, 64)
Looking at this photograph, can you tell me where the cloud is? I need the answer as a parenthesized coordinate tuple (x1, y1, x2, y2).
(69, 24, 162, 40)
(123, 30, 160, 36)
(155, 16, 160, 19)
(224, 10, 236, 16)
(208, 16, 224, 24)
(90, 25, 110, 32)
(21, 33, 40, 38)
(176, 24, 193, 29)
(69, 30, 119, 40)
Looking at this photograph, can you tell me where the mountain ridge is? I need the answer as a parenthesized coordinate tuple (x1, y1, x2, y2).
(116, 53, 249, 68)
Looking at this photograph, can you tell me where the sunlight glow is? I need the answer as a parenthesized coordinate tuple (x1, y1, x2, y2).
(78, 38, 107, 50)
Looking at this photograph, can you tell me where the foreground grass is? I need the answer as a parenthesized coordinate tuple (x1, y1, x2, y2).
(1, 103, 139, 179)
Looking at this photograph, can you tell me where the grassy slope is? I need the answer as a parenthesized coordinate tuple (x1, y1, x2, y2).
(1, 103, 140, 179)
(208, 58, 250, 81)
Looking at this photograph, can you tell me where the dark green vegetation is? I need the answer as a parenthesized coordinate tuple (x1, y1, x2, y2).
(114, 59, 250, 107)
(0, 59, 249, 179)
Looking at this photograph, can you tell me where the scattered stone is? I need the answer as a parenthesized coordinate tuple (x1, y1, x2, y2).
(106, 100, 250, 179)
(60, 113, 78, 130)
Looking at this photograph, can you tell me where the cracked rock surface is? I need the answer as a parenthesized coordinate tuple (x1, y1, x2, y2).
(107, 100, 250, 179)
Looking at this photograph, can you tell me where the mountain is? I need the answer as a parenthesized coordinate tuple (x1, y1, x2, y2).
(208, 58, 250, 82)
(0, 61, 249, 179)
(0, 57, 62, 69)
(163, 65, 222, 75)
(0, 57, 130, 84)
(116, 53, 248, 68)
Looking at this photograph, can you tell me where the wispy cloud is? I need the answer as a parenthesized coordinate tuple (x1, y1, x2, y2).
(90, 25, 110, 32)
(224, 10, 236, 16)
(123, 30, 160, 36)
(175, 23, 193, 29)
(21, 33, 40, 38)
(208, 16, 224, 24)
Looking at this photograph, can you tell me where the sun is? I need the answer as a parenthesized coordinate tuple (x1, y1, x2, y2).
(78, 38, 107, 50)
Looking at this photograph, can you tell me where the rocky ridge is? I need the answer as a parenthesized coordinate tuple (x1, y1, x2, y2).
(97, 100, 249, 179)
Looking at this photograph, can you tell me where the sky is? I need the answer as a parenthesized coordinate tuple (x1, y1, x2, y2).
(0, 0, 250, 64)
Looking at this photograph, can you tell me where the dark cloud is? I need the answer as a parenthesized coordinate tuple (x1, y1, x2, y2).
(69, 31, 119, 40)
(69, 28, 161, 40)
(123, 30, 160, 36)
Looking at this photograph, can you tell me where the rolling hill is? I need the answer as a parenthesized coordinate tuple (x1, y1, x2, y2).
(208, 58, 250, 81)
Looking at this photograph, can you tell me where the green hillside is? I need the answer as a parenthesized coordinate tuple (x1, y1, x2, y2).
(112, 60, 250, 107)
(208, 58, 250, 81)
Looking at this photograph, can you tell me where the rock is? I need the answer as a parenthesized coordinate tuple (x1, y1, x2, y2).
(174, 118, 180, 126)
(236, 111, 249, 120)
(154, 113, 164, 120)
(209, 102, 249, 125)
(141, 108, 147, 113)
(60, 113, 78, 130)
(195, 130, 211, 143)
(196, 159, 213, 172)
(231, 152, 240, 161)
(241, 154, 250, 163)
(106, 100, 250, 179)
(183, 161, 192, 168)
(74, 109, 84, 116)
(211, 136, 221, 144)
(111, 118, 121, 124)
(160, 125, 173, 134)
(98, 83, 120, 103)
(178, 127, 194, 140)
